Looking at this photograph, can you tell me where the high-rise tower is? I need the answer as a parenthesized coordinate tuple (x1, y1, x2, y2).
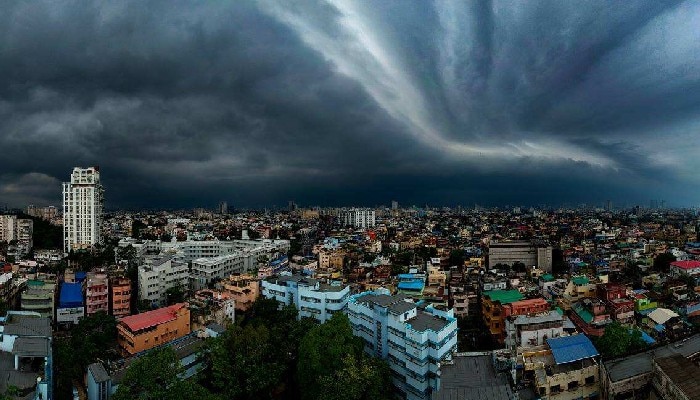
(63, 166, 104, 253)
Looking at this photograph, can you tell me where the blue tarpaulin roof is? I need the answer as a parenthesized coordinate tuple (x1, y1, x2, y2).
(75, 272, 87, 282)
(547, 334, 599, 365)
(397, 274, 416, 279)
(59, 282, 83, 308)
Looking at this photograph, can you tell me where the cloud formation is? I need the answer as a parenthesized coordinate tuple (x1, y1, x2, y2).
(0, 0, 698, 209)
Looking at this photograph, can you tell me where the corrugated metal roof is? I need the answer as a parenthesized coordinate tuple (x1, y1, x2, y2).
(547, 334, 599, 365)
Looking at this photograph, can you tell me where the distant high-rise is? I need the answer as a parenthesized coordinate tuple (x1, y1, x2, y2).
(391, 200, 398, 210)
(63, 166, 104, 253)
(219, 201, 228, 215)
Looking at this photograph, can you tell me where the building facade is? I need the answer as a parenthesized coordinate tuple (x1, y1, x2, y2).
(86, 272, 109, 316)
(261, 275, 350, 322)
(221, 274, 259, 312)
(340, 208, 376, 229)
(116, 303, 190, 355)
(0, 215, 33, 257)
(63, 166, 104, 253)
(347, 290, 458, 400)
(110, 277, 132, 318)
(138, 256, 189, 308)
(488, 241, 553, 272)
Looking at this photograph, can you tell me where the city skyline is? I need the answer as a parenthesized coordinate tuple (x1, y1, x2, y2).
(2, 1, 700, 208)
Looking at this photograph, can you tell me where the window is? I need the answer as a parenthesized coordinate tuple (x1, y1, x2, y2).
(550, 385, 560, 394)
(568, 381, 578, 391)
(585, 375, 595, 385)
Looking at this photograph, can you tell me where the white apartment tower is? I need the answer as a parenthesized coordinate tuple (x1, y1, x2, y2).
(341, 208, 376, 229)
(63, 166, 104, 253)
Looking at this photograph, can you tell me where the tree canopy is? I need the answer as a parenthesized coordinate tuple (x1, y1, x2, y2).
(595, 322, 647, 359)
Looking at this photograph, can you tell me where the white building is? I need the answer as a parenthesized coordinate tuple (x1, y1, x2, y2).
(261, 275, 350, 322)
(191, 254, 247, 290)
(63, 166, 104, 253)
(0, 215, 33, 257)
(347, 290, 458, 400)
(505, 311, 564, 350)
(341, 208, 376, 229)
(138, 255, 189, 307)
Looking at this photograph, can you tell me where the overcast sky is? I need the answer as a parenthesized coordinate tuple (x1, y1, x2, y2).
(1, 0, 699, 209)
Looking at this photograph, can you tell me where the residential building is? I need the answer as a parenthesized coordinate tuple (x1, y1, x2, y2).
(86, 272, 109, 316)
(347, 290, 458, 400)
(261, 275, 350, 322)
(56, 282, 84, 325)
(482, 290, 549, 343)
(20, 280, 56, 319)
(63, 166, 104, 253)
(670, 260, 700, 278)
(0, 215, 33, 257)
(88, 331, 205, 400)
(559, 276, 597, 310)
(340, 208, 376, 229)
(488, 241, 553, 272)
(652, 355, 700, 400)
(116, 303, 190, 355)
(191, 254, 247, 290)
(569, 297, 612, 336)
(138, 255, 189, 308)
(110, 277, 131, 318)
(527, 335, 600, 400)
(397, 273, 426, 297)
(0, 312, 53, 400)
(505, 311, 564, 350)
(432, 353, 515, 400)
(26, 205, 57, 221)
(220, 273, 259, 312)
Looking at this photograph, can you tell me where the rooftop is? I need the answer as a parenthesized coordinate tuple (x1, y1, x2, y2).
(59, 282, 83, 308)
(483, 290, 523, 304)
(4, 315, 51, 337)
(119, 303, 187, 332)
(547, 334, 599, 365)
(655, 355, 700, 399)
(671, 260, 700, 270)
(407, 311, 453, 333)
(432, 354, 515, 400)
(513, 310, 562, 325)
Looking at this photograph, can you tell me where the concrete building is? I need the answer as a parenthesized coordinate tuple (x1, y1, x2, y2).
(670, 260, 700, 278)
(482, 290, 550, 344)
(26, 205, 57, 222)
(86, 272, 109, 316)
(110, 277, 131, 318)
(340, 208, 376, 229)
(0, 312, 53, 400)
(220, 274, 259, 312)
(652, 355, 700, 400)
(138, 255, 189, 308)
(63, 166, 104, 253)
(20, 280, 56, 319)
(431, 353, 515, 400)
(87, 331, 205, 400)
(261, 275, 350, 322)
(116, 303, 190, 355)
(505, 311, 564, 350)
(347, 290, 458, 400)
(56, 282, 84, 325)
(521, 334, 600, 400)
(0, 215, 33, 257)
(191, 254, 246, 291)
(488, 241, 553, 272)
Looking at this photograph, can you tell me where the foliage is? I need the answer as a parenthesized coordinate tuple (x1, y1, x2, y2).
(297, 313, 392, 400)
(653, 252, 677, 273)
(54, 312, 119, 398)
(165, 285, 185, 305)
(595, 322, 647, 359)
(112, 347, 217, 400)
(203, 298, 316, 400)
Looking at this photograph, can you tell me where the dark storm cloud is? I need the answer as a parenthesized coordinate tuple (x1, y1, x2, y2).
(0, 0, 698, 209)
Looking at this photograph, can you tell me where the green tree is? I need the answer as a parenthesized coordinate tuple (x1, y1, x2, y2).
(165, 285, 185, 305)
(297, 313, 392, 400)
(653, 252, 677, 273)
(112, 347, 216, 400)
(317, 354, 393, 400)
(595, 322, 647, 358)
